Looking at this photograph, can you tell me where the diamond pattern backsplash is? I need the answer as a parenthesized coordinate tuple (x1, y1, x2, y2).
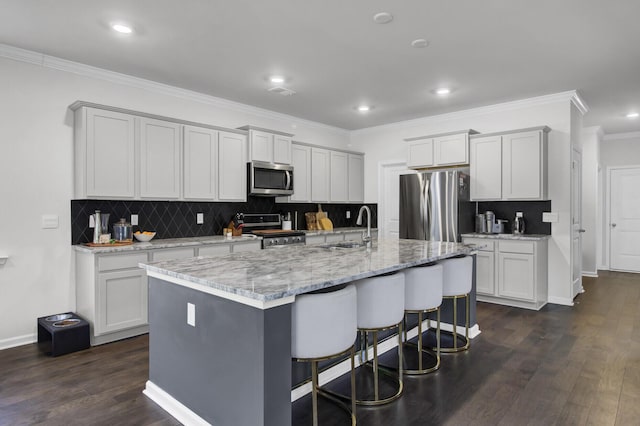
(71, 198, 377, 244)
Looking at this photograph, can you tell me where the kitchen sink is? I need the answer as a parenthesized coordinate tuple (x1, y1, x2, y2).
(320, 241, 366, 250)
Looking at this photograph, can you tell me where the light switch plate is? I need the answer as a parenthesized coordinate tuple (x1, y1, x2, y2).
(41, 214, 59, 229)
(131, 214, 138, 226)
(542, 212, 559, 223)
(197, 213, 204, 225)
(187, 303, 196, 327)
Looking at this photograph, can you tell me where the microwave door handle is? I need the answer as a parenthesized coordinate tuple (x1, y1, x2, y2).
(285, 170, 291, 190)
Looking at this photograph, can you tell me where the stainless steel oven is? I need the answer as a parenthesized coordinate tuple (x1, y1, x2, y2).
(239, 213, 306, 248)
(248, 161, 294, 196)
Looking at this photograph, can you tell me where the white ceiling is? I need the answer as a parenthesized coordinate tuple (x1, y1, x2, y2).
(2, 0, 639, 133)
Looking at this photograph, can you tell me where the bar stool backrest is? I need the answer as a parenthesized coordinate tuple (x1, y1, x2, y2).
(442, 256, 473, 296)
(356, 272, 405, 329)
(404, 263, 443, 311)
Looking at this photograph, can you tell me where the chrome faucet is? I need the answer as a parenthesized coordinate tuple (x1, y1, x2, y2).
(356, 205, 372, 247)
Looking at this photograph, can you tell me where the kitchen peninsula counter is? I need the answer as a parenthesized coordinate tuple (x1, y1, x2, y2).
(140, 238, 476, 426)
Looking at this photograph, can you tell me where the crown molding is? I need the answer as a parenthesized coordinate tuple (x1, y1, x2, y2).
(602, 131, 640, 141)
(570, 90, 589, 115)
(352, 90, 589, 136)
(0, 43, 349, 136)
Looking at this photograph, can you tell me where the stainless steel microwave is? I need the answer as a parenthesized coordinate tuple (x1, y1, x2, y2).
(248, 161, 294, 196)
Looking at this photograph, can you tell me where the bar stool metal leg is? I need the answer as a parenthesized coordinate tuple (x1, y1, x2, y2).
(439, 294, 470, 353)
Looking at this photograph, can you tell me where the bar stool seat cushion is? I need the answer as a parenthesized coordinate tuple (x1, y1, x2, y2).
(356, 272, 405, 329)
(442, 256, 473, 296)
(291, 285, 357, 359)
(404, 263, 443, 311)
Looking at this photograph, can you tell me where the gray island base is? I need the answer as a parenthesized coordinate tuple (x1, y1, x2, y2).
(140, 238, 477, 426)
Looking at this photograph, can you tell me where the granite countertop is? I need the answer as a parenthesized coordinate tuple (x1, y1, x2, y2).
(73, 235, 262, 254)
(140, 238, 473, 306)
(304, 227, 376, 236)
(462, 233, 551, 241)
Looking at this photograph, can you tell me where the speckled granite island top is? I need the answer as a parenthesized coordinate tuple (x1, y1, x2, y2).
(140, 238, 474, 309)
(461, 233, 551, 241)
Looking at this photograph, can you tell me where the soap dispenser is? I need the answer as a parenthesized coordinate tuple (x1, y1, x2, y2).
(514, 212, 525, 235)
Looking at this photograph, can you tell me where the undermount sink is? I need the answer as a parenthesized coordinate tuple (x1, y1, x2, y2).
(320, 241, 366, 250)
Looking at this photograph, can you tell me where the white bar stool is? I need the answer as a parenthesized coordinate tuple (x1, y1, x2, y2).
(439, 256, 473, 353)
(292, 285, 358, 425)
(354, 271, 405, 406)
(403, 262, 443, 374)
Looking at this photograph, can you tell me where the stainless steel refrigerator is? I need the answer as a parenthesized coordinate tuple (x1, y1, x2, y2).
(399, 169, 474, 242)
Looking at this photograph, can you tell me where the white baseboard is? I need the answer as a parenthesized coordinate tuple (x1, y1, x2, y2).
(0, 333, 36, 350)
(144, 381, 210, 426)
(291, 319, 481, 402)
(547, 296, 574, 306)
(582, 272, 598, 278)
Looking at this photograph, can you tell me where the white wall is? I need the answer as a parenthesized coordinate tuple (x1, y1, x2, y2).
(0, 54, 350, 348)
(350, 93, 580, 306)
(599, 132, 640, 268)
(581, 127, 602, 275)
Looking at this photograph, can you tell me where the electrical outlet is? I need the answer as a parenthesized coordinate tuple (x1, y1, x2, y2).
(542, 212, 559, 223)
(346, 211, 351, 219)
(197, 213, 204, 225)
(187, 303, 195, 327)
(131, 214, 138, 226)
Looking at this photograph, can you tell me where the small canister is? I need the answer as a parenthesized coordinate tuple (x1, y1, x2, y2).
(475, 214, 487, 233)
(112, 218, 133, 242)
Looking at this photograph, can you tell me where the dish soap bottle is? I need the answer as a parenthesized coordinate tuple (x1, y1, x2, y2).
(514, 212, 525, 235)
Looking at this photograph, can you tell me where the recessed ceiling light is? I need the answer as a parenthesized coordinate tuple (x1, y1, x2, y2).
(435, 88, 451, 96)
(111, 23, 133, 34)
(270, 76, 285, 84)
(357, 105, 371, 112)
(626, 112, 639, 119)
(411, 39, 430, 48)
(373, 12, 393, 24)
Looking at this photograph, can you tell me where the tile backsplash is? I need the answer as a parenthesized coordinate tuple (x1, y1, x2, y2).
(476, 200, 552, 235)
(71, 198, 377, 244)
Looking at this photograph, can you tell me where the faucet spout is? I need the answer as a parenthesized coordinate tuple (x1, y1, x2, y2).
(356, 205, 372, 247)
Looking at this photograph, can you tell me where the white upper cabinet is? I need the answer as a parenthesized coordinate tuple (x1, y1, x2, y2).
(72, 102, 249, 201)
(290, 144, 311, 202)
(76, 107, 136, 198)
(348, 154, 365, 202)
(407, 139, 434, 168)
(139, 117, 181, 199)
(405, 130, 477, 169)
(311, 147, 330, 202)
(470, 127, 549, 201)
(218, 131, 247, 201)
(330, 151, 349, 202)
(183, 125, 218, 200)
(434, 133, 469, 166)
(273, 135, 292, 164)
(249, 129, 272, 163)
(240, 126, 293, 164)
(502, 130, 547, 200)
(470, 135, 502, 200)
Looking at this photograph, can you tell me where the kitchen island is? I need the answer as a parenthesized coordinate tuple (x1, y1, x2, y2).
(139, 238, 476, 426)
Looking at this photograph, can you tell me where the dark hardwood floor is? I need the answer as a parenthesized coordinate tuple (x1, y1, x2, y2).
(2, 271, 639, 425)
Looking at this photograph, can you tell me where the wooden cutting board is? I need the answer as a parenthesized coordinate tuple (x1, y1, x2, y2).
(319, 218, 333, 230)
(316, 204, 327, 221)
(84, 241, 133, 247)
(305, 212, 318, 230)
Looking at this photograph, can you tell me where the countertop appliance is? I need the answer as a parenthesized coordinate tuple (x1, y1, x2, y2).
(248, 161, 294, 196)
(399, 169, 474, 242)
(239, 213, 305, 248)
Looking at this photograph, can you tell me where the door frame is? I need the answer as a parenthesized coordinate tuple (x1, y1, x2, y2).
(377, 161, 408, 238)
(571, 147, 583, 298)
(606, 165, 640, 270)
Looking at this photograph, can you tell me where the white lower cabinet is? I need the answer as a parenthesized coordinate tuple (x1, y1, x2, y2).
(463, 237, 548, 310)
(75, 240, 258, 345)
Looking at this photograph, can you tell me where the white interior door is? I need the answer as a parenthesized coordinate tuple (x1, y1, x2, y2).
(379, 162, 410, 239)
(610, 167, 640, 272)
(571, 149, 583, 297)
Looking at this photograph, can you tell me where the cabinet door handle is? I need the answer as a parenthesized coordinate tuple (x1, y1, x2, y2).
(578, 229, 586, 233)
(611, 223, 617, 228)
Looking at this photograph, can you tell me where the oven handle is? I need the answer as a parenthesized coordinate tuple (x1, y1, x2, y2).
(285, 170, 291, 190)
